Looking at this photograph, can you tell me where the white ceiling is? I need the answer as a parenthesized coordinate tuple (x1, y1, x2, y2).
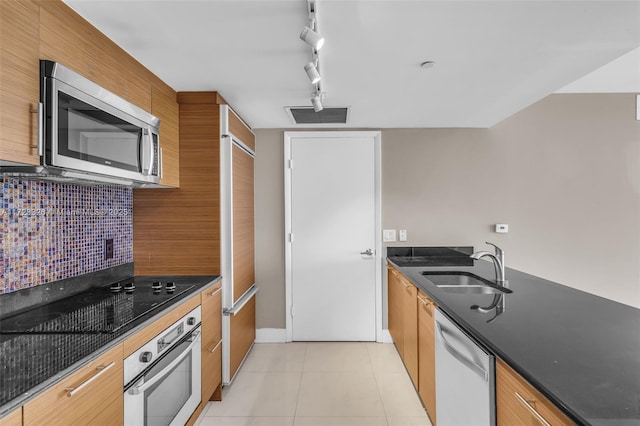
(63, 0, 640, 129)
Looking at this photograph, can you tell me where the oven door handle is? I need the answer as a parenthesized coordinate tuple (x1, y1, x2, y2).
(128, 330, 200, 395)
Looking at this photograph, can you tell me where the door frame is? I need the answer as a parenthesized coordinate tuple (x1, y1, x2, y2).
(284, 131, 383, 342)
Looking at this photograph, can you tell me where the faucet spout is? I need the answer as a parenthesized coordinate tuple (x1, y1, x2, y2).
(470, 242, 506, 285)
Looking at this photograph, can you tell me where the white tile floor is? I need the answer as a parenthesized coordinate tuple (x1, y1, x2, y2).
(196, 342, 432, 426)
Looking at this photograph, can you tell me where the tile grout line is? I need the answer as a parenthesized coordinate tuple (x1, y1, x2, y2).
(367, 343, 392, 426)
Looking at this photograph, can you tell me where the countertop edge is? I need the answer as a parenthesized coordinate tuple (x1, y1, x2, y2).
(0, 276, 221, 418)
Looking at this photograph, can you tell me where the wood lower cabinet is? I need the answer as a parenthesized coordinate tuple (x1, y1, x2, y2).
(23, 344, 124, 426)
(229, 293, 256, 379)
(497, 359, 574, 426)
(387, 264, 418, 387)
(387, 265, 405, 356)
(201, 282, 223, 402)
(417, 290, 437, 424)
(401, 275, 418, 387)
(0, 408, 22, 426)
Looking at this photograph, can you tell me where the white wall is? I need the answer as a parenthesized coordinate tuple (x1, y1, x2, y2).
(254, 93, 640, 329)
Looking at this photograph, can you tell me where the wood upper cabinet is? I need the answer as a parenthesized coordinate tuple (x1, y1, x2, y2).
(0, 0, 40, 165)
(0, 408, 22, 426)
(151, 79, 180, 187)
(38, 1, 151, 112)
(497, 359, 574, 426)
(417, 290, 437, 424)
(201, 282, 223, 402)
(23, 343, 124, 426)
(387, 265, 404, 356)
(1, 0, 180, 182)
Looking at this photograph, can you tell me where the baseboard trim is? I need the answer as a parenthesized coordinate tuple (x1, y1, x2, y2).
(380, 329, 393, 343)
(255, 328, 287, 343)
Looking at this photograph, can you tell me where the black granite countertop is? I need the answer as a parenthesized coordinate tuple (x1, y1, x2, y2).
(389, 253, 640, 426)
(0, 274, 220, 416)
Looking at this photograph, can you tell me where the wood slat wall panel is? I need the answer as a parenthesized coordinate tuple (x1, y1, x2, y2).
(133, 97, 220, 275)
(232, 145, 255, 302)
(0, 0, 40, 164)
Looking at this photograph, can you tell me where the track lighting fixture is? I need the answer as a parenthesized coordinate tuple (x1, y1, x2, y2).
(304, 61, 321, 84)
(300, 26, 325, 51)
(310, 91, 324, 112)
(301, 0, 327, 113)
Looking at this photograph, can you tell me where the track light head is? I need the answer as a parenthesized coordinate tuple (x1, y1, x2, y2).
(300, 26, 324, 50)
(304, 62, 321, 84)
(310, 92, 323, 112)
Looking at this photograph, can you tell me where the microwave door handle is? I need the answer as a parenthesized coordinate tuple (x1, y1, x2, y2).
(128, 330, 201, 395)
(139, 129, 153, 176)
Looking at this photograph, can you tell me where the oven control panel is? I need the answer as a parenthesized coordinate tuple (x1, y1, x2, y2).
(124, 306, 201, 384)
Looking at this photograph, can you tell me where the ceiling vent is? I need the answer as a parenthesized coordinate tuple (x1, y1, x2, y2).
(285, 107, 350, 125)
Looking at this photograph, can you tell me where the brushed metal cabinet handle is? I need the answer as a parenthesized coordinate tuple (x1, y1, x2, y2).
(208, 287, 222, 297)
(209, 340, 222, 353)
(65, 361, 115, 397)
(514, 392, 551, 426)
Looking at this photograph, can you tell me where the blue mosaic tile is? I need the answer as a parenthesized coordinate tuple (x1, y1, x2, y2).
(0, 178, 133, 294)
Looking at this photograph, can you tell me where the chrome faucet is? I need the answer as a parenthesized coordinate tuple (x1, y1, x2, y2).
(470, 242, 506, 285)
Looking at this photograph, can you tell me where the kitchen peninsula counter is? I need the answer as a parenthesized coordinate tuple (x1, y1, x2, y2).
(389, 254, 640, 426)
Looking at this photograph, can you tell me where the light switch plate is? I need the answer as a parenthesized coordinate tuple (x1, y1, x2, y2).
(383, 229, 397, 242)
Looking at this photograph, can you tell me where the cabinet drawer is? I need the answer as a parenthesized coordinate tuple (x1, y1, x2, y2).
(0, 407, 22, 426)
(201, 282, 222, 347)
(23, 344, 124, 426)
(497, 359, 574, 426)
(202, 337, 222, 402)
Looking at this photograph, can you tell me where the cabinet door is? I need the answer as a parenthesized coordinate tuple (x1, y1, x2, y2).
(201, 283, 222, 402)
(497, 359, 574, 426)
(229, 293, 256, 380)
(0, 0, 40, 165)
(151, 80, 180, 188)
(417, 290, 437, 423)
(23, 344, 124, 426)
(402, 276, 418, 387)
(387, 265, 404, 355)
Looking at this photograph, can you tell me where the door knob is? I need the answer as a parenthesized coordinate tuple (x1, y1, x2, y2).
(360, 249, 374, 256)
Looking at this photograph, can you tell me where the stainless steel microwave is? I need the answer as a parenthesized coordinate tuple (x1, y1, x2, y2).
(0, 60, 162, 187)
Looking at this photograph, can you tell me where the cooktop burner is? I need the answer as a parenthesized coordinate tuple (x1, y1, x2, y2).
(0, 279, 195, 334)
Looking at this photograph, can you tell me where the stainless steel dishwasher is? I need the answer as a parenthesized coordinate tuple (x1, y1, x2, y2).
(435, 309, 495, 426)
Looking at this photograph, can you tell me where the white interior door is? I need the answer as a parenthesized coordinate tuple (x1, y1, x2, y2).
(285, 131, 381, 341)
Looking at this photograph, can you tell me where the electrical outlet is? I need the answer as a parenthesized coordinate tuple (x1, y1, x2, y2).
(399, 230, 407, 241)
(105, 238, 114, 260)
(495, 224, 509, 233)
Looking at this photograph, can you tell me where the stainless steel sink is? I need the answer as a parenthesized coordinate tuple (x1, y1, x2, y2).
(420, 271, 512, 294)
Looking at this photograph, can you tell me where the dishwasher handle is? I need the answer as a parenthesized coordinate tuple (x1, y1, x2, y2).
(436, 320, 488, 382)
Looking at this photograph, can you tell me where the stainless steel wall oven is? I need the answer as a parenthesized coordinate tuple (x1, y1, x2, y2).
(124, 306, 202, 426)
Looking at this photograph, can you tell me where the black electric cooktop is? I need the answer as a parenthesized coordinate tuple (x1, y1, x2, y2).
(0, 278, 194, 334)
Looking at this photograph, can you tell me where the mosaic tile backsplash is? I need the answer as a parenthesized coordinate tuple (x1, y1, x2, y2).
(0, 178, 133, 294)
